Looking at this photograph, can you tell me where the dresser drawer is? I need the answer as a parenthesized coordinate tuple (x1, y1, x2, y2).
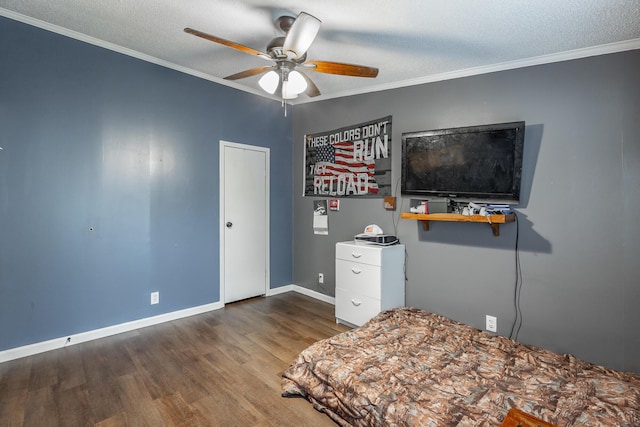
(336, 242, 383, 266)
(336, 259, 381, 299)
(335, 288, 381, 327)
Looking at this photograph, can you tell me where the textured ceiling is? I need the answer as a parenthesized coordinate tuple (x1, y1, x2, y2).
(2, 0, 639, 103)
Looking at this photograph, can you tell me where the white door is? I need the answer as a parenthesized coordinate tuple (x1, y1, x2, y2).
(220, 141, 269, 304)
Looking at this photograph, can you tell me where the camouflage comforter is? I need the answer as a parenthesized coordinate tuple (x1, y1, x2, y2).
(282, 307, 640, 426)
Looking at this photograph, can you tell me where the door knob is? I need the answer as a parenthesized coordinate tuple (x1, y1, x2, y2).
(226, 222, 233, 228)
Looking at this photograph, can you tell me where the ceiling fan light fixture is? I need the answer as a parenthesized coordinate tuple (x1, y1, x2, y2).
(287, 70, 308, 95)
(258, 70, 279, 94)
(281, 81, 298, 99)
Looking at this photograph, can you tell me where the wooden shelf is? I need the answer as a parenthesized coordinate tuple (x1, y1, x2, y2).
(400, 212, 515, 236)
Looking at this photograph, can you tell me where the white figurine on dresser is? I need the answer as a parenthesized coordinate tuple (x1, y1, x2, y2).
(335, 241, 406, 327)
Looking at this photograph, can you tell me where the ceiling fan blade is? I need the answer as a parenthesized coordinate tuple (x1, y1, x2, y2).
(303, 60, 379, 78)
(282, 12, 321, 60)
(224, 66, 274, 81)
(184, 28, 271, 60)
(299, 71, 321, 97)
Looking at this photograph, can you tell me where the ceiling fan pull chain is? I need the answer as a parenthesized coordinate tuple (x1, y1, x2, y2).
(281, 68, 288, 117)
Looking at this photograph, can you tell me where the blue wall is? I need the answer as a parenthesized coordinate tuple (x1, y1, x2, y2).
(0, 16, 293, 350)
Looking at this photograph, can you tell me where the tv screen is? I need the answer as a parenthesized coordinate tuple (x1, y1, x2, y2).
(401, 121, 525, 204)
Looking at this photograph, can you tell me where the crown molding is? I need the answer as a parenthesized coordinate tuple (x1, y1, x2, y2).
(0, 8, 278, 101)
(296, 38, 640, 104)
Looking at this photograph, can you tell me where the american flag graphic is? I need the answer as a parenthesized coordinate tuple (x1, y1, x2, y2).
(315, 141, 379, 194)
(304, 116, 391, 197)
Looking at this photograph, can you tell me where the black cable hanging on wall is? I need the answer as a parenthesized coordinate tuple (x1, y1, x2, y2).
(508, 213, 523, 340)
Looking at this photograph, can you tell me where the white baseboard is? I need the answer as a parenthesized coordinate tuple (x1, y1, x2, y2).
(266, 284, 296, 296)
(268, 284, 335, 305)
(0, 285, 333, 364)
(0, 301, 224, 364)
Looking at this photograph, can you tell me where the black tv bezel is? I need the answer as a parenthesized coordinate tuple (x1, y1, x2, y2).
(401, 121, 525, 204)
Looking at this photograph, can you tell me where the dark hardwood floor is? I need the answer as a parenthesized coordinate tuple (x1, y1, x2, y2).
(0, 292, 350, 427)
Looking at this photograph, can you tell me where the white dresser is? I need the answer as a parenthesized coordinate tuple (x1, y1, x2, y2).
(335, 241, 405, 327)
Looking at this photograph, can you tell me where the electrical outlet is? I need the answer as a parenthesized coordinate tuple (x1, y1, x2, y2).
(318, 273, 324, 284)
(150, 291, 159, 305)
(486, 315, 497, 332)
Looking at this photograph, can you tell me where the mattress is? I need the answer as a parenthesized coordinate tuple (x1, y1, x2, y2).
(282, 307, 640, 426)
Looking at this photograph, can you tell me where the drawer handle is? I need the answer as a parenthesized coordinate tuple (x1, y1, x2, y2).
(351, 268, 362, 274)
(351, 299, 362, 306)
(351, 252, 362, 258)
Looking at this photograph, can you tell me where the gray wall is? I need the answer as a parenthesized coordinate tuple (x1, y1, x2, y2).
(0, 16, 293, 351)
(292, 50, 640, 374)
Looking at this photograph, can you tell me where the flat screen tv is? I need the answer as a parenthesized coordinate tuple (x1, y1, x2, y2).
(401, 121, 525, 204)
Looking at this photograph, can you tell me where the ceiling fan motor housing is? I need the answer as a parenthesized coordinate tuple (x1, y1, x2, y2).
(266, 36, 307, 63)
(266, 36, 287, 59)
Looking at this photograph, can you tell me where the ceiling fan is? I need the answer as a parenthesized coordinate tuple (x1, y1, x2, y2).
(184, 12, 379, 101)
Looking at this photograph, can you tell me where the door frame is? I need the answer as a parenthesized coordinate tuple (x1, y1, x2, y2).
(219, 140, 270, 305)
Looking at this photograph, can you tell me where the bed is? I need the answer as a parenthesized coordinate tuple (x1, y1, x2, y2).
(282, 307, 640, 426)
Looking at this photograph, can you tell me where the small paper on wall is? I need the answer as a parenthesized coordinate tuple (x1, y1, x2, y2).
(313, 200, 328, 235)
